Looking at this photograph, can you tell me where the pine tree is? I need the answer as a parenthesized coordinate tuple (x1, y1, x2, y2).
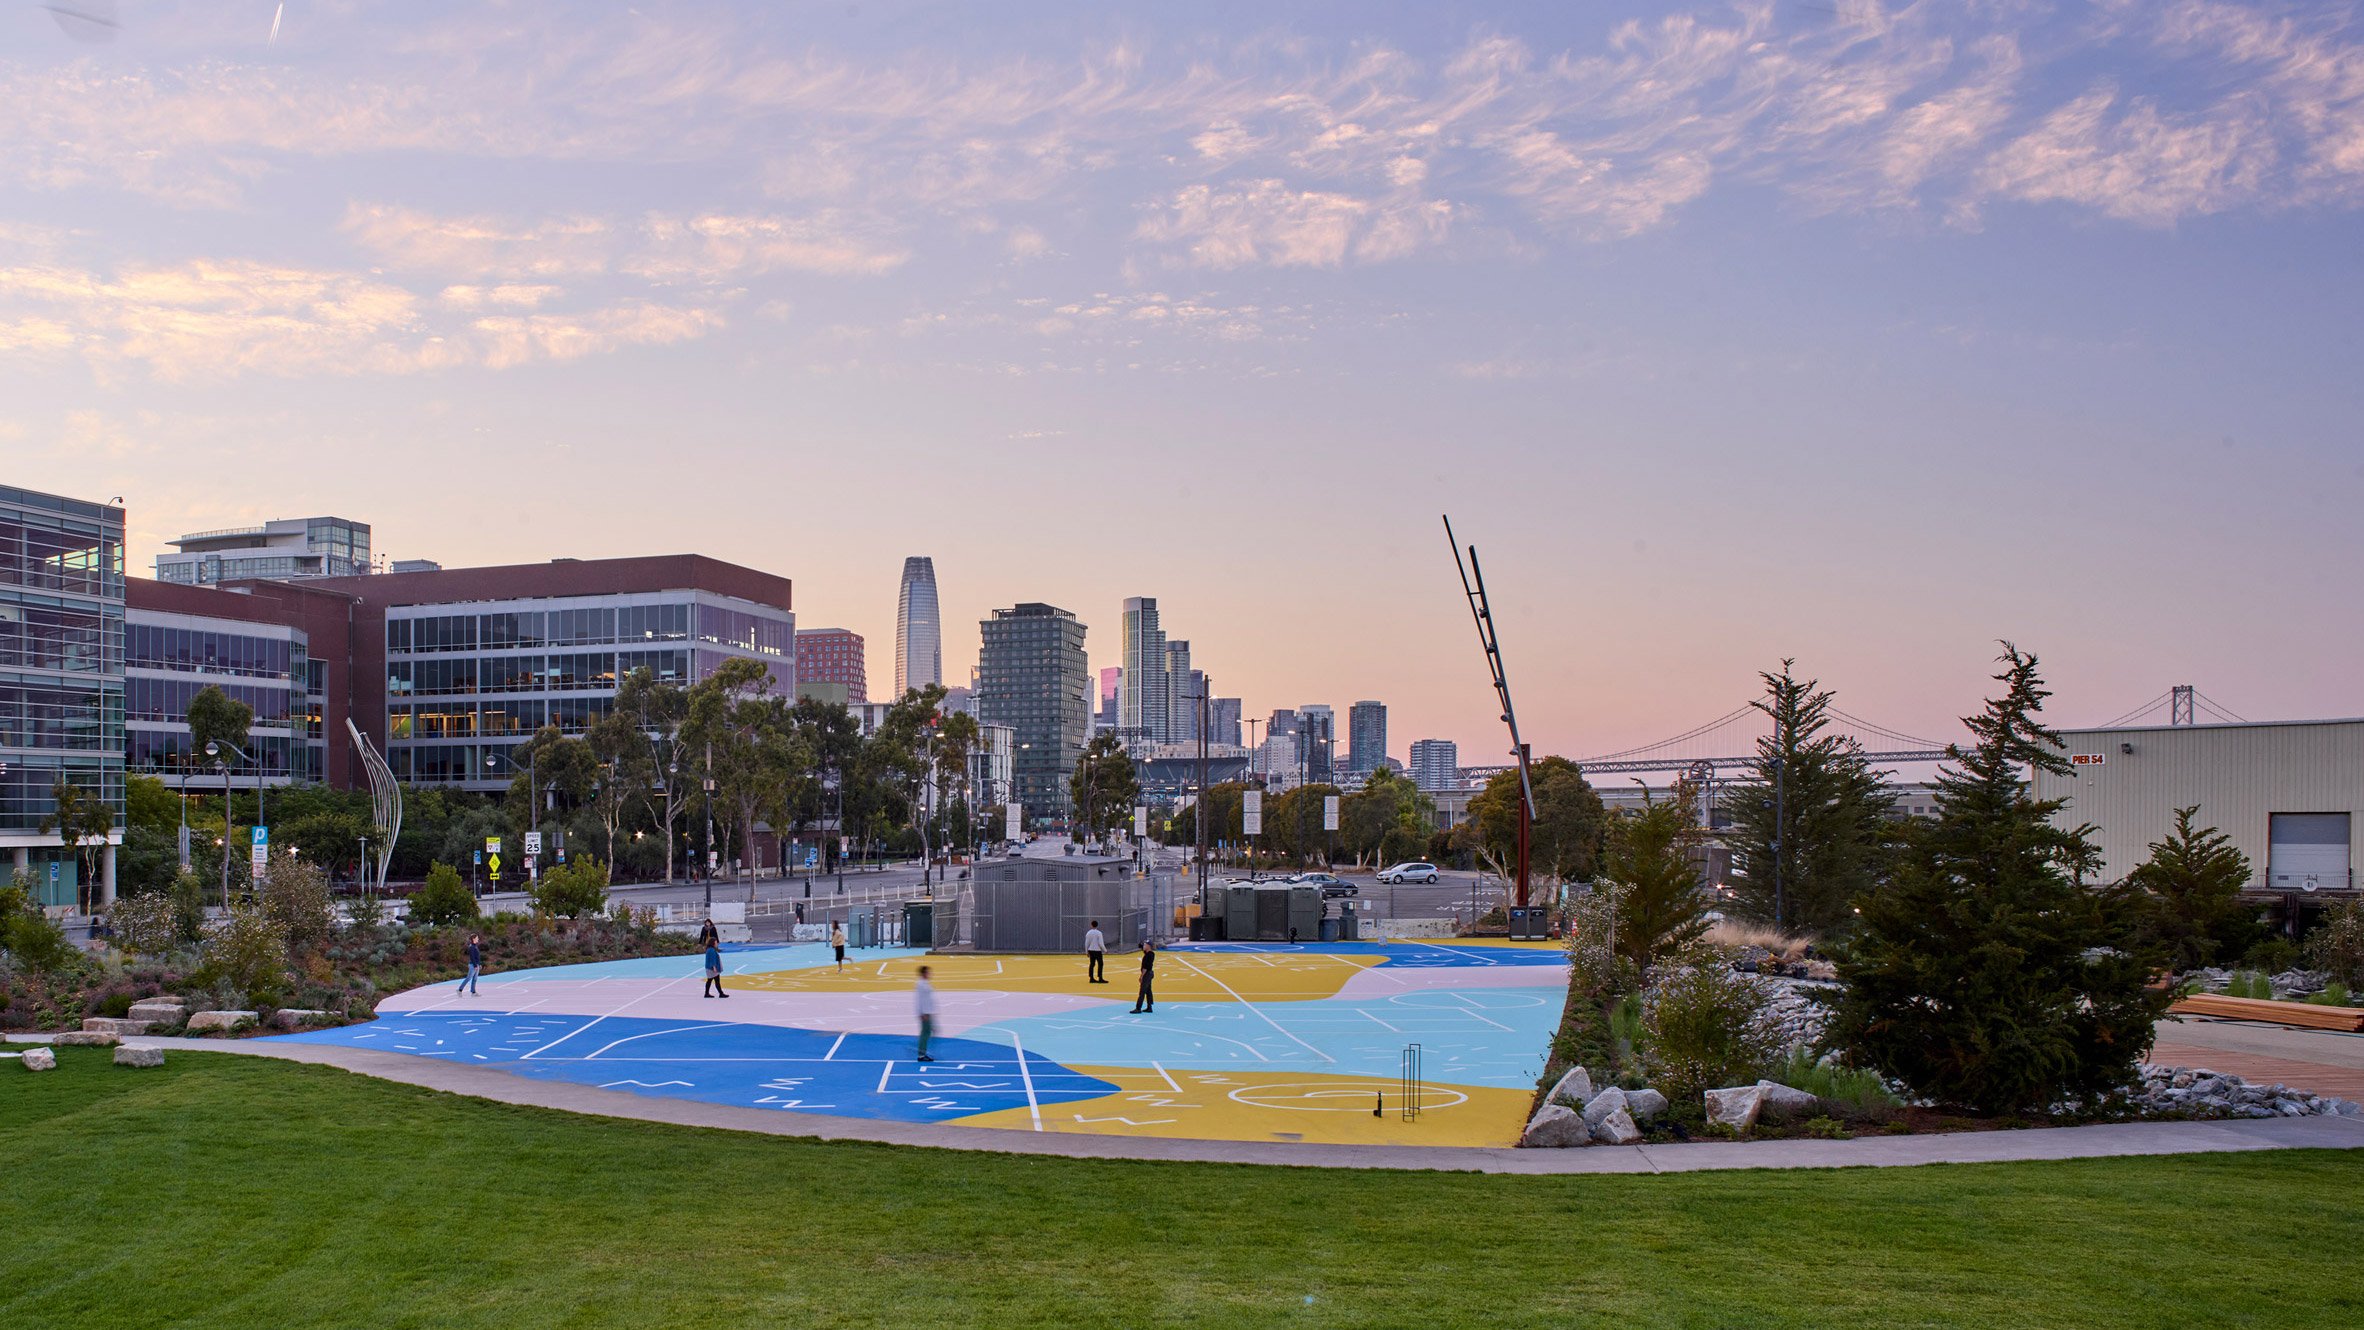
(2129, 806, 2265, 971)
(1722, 661, 1898, 933)
(1600, 783, 1711, 975)
(1827, 645, 2168, 1115)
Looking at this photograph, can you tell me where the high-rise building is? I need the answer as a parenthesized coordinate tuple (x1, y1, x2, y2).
(1119, 596, 1166, 743)
(894, 557, 941, 698)
(1094, 666, 1121, 733)
(155, 516, 371, 584)
(1211, 697, 1243, 747)
(1161, 639, 1193, 742)
(126, 578, 341, 789)
(1410, 739, 1460, 792)
(978, 603, 1089, 823)
(1348, 700, 1388, 773)
(1299, 704, 1335, 782)
(3, 484, 126, 908)
(795, 628, 867, 704)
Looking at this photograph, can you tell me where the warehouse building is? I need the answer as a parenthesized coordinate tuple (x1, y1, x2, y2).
(2033, 718, 2362, 894)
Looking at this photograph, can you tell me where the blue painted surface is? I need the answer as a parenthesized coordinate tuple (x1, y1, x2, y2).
(279, 1011, 1114, 1121)
(969, 985, 1561, 1089)
(452, 942, 927, 984)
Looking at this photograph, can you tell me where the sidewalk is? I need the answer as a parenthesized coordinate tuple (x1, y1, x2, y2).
(114, 1035, 2364, 1175)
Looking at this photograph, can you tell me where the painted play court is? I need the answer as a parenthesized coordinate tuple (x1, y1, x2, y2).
(278, 939, 1569, 1147)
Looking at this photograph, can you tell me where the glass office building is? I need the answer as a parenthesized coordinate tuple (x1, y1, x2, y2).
(124, 611, 317, 786)
(384, 591, 793, 788)
(1, 485, 125, 908)
(977, 602, 1089, 822)
(155, 515, 371, 584)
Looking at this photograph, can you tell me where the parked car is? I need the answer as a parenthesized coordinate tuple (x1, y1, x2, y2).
(1376, 862, 1440, 884)
(1291, 872, 1357, 898)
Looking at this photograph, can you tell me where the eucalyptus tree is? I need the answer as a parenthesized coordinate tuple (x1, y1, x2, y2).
(583, 702, 651, 870)
(615, 665, 694, 883)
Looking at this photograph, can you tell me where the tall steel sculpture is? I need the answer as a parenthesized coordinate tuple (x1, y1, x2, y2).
(1444, 516, 1536, 910)
(347, 718, 402, 896)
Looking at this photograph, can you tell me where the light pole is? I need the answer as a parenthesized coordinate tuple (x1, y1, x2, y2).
(486, 746, 543, 886)
(702, 744, 717, 912)
(205, 739, 260, 902)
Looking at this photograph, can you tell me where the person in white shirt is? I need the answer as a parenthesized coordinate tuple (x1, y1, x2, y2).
(1084, 920, 1107, 984)
(913, 965, 937, 1063)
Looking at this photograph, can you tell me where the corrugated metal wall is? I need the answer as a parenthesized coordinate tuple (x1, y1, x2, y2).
(2034, 719, 2364, 886)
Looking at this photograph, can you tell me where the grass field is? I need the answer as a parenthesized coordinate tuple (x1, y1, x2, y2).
(4, 1048, 2359, 1329)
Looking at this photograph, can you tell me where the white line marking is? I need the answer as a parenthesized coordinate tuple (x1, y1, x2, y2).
(1152, 1060, 1180, 1093)
(823, 1031, 847, 1061)
(1168, 954, 1335, 1064)
(581, 1022, 730, 1060)
(517, 970, 698, 1060)
(1012, 1033, 1043, 1132)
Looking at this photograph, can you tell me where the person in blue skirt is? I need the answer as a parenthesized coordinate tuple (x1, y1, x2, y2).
(703, 936, 728, 998)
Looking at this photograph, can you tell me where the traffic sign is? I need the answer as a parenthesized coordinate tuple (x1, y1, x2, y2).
(251, 825, 270, 873)
(485, 837, 502, 856)
(1242, 789, 1263, 836)
(524, 831, 543, 856)
(488, 852, 502, 879)
(1323, 795, 1340, 832)
(1133, 806, 1149, 838)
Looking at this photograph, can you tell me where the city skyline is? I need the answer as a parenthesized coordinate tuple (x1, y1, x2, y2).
(5, 2, 2360, 759)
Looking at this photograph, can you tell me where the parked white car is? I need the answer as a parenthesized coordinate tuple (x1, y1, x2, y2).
(1376, 861, 1440, 884)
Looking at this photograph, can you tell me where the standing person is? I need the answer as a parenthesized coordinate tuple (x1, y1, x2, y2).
(698, 916, 719, 949)
(1130, 939, 1157, 1014)
(831, 921, 847, 973)
(913, 964, 937, 1062)
(703, 935, 729, 999)
(457, 933, 482, 995)
(1084, 919, 1106, 984)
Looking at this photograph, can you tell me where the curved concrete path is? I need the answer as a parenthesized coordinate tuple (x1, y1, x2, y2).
(120, 1035, 2364, 1174)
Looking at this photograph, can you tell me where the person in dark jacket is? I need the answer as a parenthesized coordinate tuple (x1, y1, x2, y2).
(703, 938, 728, 998)
(1129, 939, 1157, 1014)
(457, 934, 482, 995)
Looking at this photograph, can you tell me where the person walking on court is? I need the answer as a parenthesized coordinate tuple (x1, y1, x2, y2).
(703, 935, 729, 999)
(1084, 920, 1106, 984)
(697, 916, 719, 949)
(457, 933, 483, 995)
(831, 921, 847, 972)
(1130, 939, 1157, 1014)
(913, 964, 937, 1062)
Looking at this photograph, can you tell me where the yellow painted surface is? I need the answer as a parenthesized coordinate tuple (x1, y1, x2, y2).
(732, 950, 1386, 1003)
(957, 1065, 1535, 1147)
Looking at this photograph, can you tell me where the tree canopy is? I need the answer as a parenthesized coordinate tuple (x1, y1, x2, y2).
(1721, 661, 1899, 933)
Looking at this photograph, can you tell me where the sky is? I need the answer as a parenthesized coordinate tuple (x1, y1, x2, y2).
(4, 0, 2361, 765)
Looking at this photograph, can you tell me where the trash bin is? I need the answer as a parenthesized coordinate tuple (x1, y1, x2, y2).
(903, 901, 934, 949)
(1318, 916, 1341, 943)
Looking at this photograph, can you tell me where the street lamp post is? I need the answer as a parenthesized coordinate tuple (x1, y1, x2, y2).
(205, 739, 261, 903)
(702, 743, 717, 912)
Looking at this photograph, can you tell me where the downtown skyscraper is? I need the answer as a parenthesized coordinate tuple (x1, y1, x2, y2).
(895, 556, 941, 698)
(1120, 596, 1167, 743)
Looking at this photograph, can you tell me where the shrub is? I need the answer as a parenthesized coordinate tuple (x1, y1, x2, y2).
(199, 897, 291, 1006)
(260, 850, 337, 957)
(1643, 953, 1783, 1102)
(2306, 898, 2364, 988)
(2305, 981, 2353, 1008)
(532, 859, 611, 920)
(410, 863, 476, 927)
(1772, 1048, 1901, 1111)
(168, 870, 208, 943)
(2241, 937, 2301, 974)
(112, 891, 182, 955)
(1, 909, 75, 976)
(1600, 787, 1713, 976)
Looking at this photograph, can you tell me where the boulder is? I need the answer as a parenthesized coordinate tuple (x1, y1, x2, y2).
(1546, 1065, 1596, 1108)
(51, 1030, 120, 1047)
(271, 1009, 335, 1030)
(1519, 1102, 1594, 1148)
(22, 1047, 56, 1072)
(1580, 1086, 1630, 1128)
(1626, 1088, 1669, 1120)
(83, 1017, 155, 1037)
(186, 1010, 257, 1034)
(1590, 1107, 1643, 1146)
(1705, 1084, 1767, 1131)
(113, 1046, 164, 1069)
(1757, 1081, 1821, 1112)
(126, 999, 187, 1025)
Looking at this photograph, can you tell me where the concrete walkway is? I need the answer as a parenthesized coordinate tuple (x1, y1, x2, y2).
(114, 1035, 2364, 1175)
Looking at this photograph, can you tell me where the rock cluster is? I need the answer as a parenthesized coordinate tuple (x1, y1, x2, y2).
(1750, 975, 1834, 1051)
(2131, 1064, 2361, 1119)
(1518, 1066, 1672, 1147)
(127, 998, 187, 1027)
(270, 1008, 334, 1030)
(1701, 1080, 1824, 1131)
(2181, 968, 2335, 1001)
(186, 1009, 258, 1034)
(82, 1017, 155, 1037)
(22, 1047, 56, 1072)
(113, 1046, 165, 1069)
(50, 1030, 120, 1047)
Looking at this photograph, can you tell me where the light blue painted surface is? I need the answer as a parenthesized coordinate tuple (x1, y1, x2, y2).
(457, 942, 926, 984)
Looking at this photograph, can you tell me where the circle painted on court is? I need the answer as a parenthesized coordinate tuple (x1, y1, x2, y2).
(1228, 1083, 1471, 1112)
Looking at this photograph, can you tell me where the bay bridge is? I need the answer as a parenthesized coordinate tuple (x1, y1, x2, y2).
(1463, 702, 1959, 785)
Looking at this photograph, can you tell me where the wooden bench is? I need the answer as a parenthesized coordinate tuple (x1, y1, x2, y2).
(2170, 993, 2364, 1033)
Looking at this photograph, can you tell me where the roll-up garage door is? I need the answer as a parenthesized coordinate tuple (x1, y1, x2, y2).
(2268, 813, 2352, 890)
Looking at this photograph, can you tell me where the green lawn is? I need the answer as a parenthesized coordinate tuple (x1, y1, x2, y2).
(3, 1049, 2358, 1328)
